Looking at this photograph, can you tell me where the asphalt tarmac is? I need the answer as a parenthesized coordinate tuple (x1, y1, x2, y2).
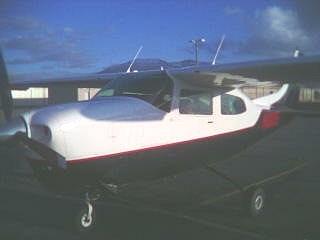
(0, 116, 319, 240)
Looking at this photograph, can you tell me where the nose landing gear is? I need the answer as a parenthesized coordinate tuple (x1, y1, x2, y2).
(75, 192, 100, 232)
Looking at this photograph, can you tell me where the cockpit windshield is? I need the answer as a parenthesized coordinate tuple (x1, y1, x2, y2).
(95, 73, 173, 112)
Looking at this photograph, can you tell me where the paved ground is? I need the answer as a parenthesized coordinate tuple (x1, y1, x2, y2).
(0, 117, 319, 240)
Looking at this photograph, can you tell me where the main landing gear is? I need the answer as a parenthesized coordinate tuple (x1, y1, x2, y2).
(204, 164, 266, 217)
(244, 187, 266, 217)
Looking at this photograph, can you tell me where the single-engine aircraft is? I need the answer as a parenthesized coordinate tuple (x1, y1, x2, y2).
(0, 49, 320, 231)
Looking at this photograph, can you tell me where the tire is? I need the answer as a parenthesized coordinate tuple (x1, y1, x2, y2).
(245, 187, 266, 217)
(75, 207, 96, 232)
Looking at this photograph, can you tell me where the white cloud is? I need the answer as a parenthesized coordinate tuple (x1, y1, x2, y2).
(239, 6, 316, 57)
(258, 6, 310, 47)
(63, 27, 74, 34)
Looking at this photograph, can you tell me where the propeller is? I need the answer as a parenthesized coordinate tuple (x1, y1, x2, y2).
(0, 48, 26, 143)
(0, 48, 13, 122)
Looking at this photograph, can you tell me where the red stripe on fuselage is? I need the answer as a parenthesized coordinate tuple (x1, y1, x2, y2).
(67, 126, 254, 165)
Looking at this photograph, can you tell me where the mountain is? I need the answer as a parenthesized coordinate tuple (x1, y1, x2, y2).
(98, 58, 209, 73)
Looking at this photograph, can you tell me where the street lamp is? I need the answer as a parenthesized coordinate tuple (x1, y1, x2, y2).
(189, 38, 205, 65)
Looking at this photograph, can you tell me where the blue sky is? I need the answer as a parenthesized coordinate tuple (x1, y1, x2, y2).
(0, 0, 319, 79)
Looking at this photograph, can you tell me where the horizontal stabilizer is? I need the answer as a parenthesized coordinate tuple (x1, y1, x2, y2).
(272, 106, 320, 118)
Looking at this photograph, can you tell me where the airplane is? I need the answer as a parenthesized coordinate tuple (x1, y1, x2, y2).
(0, 48, 320, 231)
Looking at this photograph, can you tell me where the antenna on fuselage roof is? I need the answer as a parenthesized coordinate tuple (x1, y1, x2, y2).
(212, 34, 225, 65)
(126, 45, 143, 73)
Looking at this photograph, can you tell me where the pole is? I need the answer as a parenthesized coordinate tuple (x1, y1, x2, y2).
(190, 38, 205, 66)
(195, 42, 198, 65)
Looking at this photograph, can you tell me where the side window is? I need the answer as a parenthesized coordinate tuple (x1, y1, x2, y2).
(221, 94, 246, 115)
(152, 79, 173, 112)
(179, 89, 212, 115)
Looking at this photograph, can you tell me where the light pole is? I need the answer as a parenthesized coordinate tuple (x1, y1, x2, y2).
(189, 38, 205, 65)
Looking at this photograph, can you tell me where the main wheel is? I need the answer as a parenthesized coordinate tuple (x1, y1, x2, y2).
(245, 187, 266, 217)
(75, 207, 96, 232)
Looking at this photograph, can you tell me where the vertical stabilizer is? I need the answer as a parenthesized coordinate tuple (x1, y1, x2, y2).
(252, 84, 290, 109)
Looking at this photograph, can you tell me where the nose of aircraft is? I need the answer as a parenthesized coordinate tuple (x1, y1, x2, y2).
(0, 117, 27, 143)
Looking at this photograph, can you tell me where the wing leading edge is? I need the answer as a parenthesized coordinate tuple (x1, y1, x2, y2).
(171, 55, 320, 88)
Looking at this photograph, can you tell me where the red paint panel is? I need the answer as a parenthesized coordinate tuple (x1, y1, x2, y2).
(260, 110, 280, 129)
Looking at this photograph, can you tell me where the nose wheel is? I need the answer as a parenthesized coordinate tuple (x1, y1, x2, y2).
(75, 192, 99, 232)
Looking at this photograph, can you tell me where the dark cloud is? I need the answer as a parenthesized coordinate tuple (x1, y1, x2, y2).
(6, 57, 36, 65)
(0, 16, 45, 34)
(295, 1, 320, 32)
(1, 17, 95, 69)
(4, 34, 94, 68)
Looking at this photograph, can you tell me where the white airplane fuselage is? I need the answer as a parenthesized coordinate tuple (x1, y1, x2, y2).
(18, 75, 287, 190)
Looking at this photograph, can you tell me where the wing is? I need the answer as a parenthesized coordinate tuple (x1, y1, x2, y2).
(171, 55, 320, 88)
(9, 72, 122, 90)
(3, 45, 320, 117)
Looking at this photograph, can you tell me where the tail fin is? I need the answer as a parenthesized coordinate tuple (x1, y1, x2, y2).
(0, 48, 13, 122)
(256, 84, 320, 117)
(253, 84, 290, 109)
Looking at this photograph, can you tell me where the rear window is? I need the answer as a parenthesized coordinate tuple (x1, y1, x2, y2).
(221, 94, 246, 115)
